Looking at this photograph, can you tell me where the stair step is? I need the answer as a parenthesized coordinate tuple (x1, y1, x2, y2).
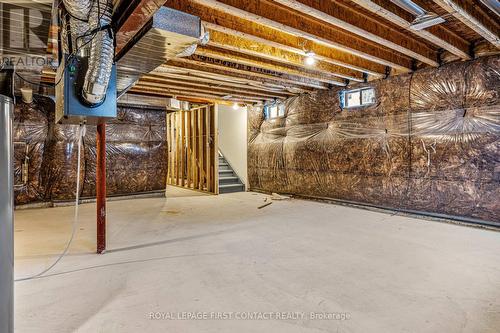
(219, 176, 238, 180)
(219, 169, 233, 173)
(219, 183, 243, 188)
(219, 176, 240, 185)
(219, 183, 245, 193)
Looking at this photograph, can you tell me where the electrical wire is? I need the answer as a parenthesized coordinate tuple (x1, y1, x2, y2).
(16, 0, 106, 89)
(15, 124, 86, 282)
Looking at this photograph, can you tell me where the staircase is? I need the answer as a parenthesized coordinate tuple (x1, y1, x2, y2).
(218, 152, 245, 194)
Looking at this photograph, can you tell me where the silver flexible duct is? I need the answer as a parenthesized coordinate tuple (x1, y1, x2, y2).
(83, 0, 114, 105)
(63, 0, 91, 20)
(62, 0, 91, 50)
(62, 0, 114, 105)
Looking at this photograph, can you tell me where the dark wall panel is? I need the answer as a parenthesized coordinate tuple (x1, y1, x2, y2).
(248, 56, 500, 223)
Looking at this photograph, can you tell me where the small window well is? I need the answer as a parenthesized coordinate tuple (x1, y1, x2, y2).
(341, 87, 376, 109)
(265, 103, 285, 119)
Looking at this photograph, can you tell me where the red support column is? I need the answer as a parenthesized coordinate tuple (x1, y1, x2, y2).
(96, 123, 106, 254)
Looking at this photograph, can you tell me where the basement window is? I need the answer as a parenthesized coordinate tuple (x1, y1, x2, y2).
(265, 103, 285, 119)
(341, 87, 376, 109)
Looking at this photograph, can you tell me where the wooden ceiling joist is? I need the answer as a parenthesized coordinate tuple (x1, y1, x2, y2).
(166, 0, 388, 77)
(432, 0, 500, 48)
(134, 82, 282, 101)
(144, 73, 296, 96)
(272, 0, 439, 66)
(203, 23, 384, 78)
(128, 89, 259, 105)
(139, 76, 291, 99)
(178, 0, 414, 71)
(158, 64, 312, 93)
(129, 86, 267, 103)
(169, 57, 332, 90)
(203, 28, 365, 82)
(195, 46, 348, 86)
(342, 0, 471, 59)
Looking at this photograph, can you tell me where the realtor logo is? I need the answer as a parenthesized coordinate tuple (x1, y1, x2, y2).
(0, 2, 50, 53)
(0, 2, 53, 69)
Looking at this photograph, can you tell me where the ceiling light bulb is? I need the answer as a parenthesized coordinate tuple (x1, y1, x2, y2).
(233, 102, 239, 110)
(305, 51, 316, 66)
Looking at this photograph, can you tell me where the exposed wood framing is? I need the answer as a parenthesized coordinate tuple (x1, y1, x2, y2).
(432, 0, 500, 48)
(157, 65, 312, 93)
(195, 46, 348, 85)
(134, 81, 281, 101)
(166, 0, 388, 77)
(186, 0, 413, 71)
(130, 87, 265, 103)
(143, 73, 295, 96)
(272, 0, 439, 66)
(139, 76, 290, 99)
(167, 58, 330, 90)
(347, 0, 471, 59)
(203, 23, 383, 78)
(202, 28, 365, 81)
(166, 106, 218, 193)
(183, 55, 335, 88)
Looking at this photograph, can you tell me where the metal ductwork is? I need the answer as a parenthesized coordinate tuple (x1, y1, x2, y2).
(115, 7, 206, 97)
(390, 0, 445, 30)
(480, 0, 500, 18)
(390, 0, 425, 16)
(62, 0, 114, 105)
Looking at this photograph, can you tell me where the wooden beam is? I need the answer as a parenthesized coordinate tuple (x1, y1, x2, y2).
(187, 0, 413, 71)
(145, 72, 295, 96)
(114, 0, 165, 55)
(272, 0, 439, 66)
(134, 81, 284, 100)
(139, 76, 290, 99)
(195, 46, 348, 85)
(167, 58, 330, 90)
(213, 105, 219, 194)
(129, 87, 266, 103)
(204, 23, 383, 78)
(174, 112, 181, 186)
(158, 65, 311, 93)
(167, 0, 389, 76)
(193, 109, 199, 189)
(197, 109, 205, 190)
(128, 89, 262, 104)
(182, 55, 335, 88)
(203, 27, 365, 81)
(432, 0, 500, 48)
(205, 106, 211, 192)
(342, 0, 471, 59)
(186, 111, 191, 188)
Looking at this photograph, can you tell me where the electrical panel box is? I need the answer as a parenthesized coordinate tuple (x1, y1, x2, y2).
(55, 55, 117, 125)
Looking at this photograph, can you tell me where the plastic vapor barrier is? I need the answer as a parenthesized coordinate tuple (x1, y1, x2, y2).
(13, 96, 167, 205)
(248, 56, 499, 223)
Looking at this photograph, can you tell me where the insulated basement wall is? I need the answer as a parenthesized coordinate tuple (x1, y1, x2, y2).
(248, 56, 500, 223)
(13, 96, 167, 205)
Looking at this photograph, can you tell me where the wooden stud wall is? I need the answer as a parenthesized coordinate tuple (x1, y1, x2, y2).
(166, 105, 219, 194)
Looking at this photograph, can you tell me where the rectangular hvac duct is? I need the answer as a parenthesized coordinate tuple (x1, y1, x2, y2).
(115, 7, 202, 96)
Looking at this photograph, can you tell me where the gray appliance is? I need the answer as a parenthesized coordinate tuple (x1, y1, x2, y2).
(0, 94, 14, 333)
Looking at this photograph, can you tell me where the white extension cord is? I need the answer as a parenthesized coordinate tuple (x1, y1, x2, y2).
(15, 124, 86, 282)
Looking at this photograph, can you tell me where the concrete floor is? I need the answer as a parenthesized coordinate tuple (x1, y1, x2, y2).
(14, 187, 500, 333)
